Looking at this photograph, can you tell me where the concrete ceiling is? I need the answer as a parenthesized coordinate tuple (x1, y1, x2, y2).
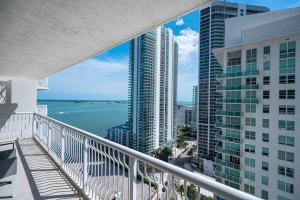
(0, 0, 210, 79)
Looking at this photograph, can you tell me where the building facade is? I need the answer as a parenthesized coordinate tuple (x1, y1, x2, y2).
(197, 0, 269, 163)
(128, 26, 178, 154)
(106, 123, 129, 146)
(191, 85, 199, 136)
(213, 7, 300, 200)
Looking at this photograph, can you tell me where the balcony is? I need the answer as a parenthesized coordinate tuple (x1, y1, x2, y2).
(216, 70, 259, 79)
(217, 98, 259, 104)
(0, 112, 260, 200)
(36, 105, 48, 116)
(215, 146, 241, 156)
(216, 110, 242, 116)
(215, 158, 240, 170)
(37, 78, 49, 90)
(216, 84, 259, 91)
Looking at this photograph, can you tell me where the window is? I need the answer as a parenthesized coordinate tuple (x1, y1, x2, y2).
(279, 75, 295, 84)
(264, 46, 270, 54)
(279, 41, 296, 75)
(261, 176, 268, 185)
(246, 48, 257, 72)
(245, 131, 255, 140)
(262, 161, 268, 171)
(244, 184, 255, 195)
(278, 120, 295, 130)
(286, 137, 295, 146)
(245, 118, 256, 127)
(278, 166, 294, 178)
(286, 152, 294, 162)
(278, 150, 286, 160)
(246, 77, 256, 85)
(262, 133, 269, 142)
(263, 61, 270, 71)
(278, 135, 295, 146)
(245, 104, 256, 113)
(286, 168, 294, 178)
(278, 196, 291, 200)
(261, 190, 268, 200)
(262, 105, 269, 113)
(287, 106, 295, 115)
(263, 76, 270, 85)
(263, 91, 270, 99)
(278, 165, 285, 176)
(279, 105, 295, 115)
(262, 119, 269, 128)
(278, 180, 294, 194)
(246, 91, 256, 98)
(245, 144, 255, 153)
(279, 90, 295, 99)
(244, 170, 255, 181)
(278, 150, 294, 162)
(262, 147, 269, 156)
(287, 90, 295, 99)
(287, 121, 294, 130)
(279, 90, 286, 99)
(245, 157, 255, 167)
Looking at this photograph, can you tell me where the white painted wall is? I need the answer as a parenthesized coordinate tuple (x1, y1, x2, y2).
(0, 76, 37, 113)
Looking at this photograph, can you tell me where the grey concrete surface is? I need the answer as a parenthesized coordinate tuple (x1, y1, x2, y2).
(12, 139, 84, 200)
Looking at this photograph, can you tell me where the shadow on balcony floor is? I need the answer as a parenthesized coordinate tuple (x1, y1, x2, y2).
(15, 138, 85, 200)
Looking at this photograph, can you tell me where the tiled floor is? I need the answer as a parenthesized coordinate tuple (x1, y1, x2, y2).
(2, 138, 84, 200)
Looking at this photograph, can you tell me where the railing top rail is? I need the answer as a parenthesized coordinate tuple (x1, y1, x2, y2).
(34, 113, 261, 200)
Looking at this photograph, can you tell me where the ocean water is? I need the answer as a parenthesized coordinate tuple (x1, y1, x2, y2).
(38, 100, 128, 137)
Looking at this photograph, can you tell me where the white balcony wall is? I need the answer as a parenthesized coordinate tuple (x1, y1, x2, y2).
(0, 76, 37, 113)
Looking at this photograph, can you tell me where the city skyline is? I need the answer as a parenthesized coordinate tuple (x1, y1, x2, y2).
(37, 0, 300, 102)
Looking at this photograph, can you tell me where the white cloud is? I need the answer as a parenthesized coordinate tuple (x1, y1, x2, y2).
(175, 28, 199, 101)
(176, 18, 184, 26)
(175, 28, 198, 61)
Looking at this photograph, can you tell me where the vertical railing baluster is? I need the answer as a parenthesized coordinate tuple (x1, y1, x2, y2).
(83, 136, 88, 192)
(48, 122, 51, 151)
(129, 157, 137, 200)
(61, 127, 65, 166)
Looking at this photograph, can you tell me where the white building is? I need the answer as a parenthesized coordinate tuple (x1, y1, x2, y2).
(213, 7, 300, 200)
(128, 26, 178, 154)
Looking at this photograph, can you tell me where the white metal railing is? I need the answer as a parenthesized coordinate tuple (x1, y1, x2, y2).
(32, 113, 261, 200)
(0, 112, 34, 141)
(36, 104, 48, 116)
(37, 78, 49, 90)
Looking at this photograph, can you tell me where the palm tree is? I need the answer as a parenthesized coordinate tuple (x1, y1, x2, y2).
(176, 184, 184, 198)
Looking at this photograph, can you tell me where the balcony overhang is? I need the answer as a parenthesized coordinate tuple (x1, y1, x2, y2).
(0, 0, 211, 79)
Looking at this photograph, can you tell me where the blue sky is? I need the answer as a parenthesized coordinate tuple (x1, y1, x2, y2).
(38, 0, 300, 101)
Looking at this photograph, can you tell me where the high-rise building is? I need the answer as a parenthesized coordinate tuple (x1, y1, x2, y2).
(106, 123, 129, 146)
(191, 85, 199, 136)
(197, 1, 269, 164)
(213, 7, 300, 200)
(128, 26, 178, 154)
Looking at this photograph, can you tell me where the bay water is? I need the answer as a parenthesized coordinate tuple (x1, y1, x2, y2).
(38, 100, 128, 137)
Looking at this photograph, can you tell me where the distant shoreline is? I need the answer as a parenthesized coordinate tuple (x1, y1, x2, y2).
(37, 99, 128, 104)
(37, 99, 192, 105)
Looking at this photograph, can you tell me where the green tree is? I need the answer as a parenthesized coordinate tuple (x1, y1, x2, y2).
(187, 184, 198, 200)
(176, 184, 184, 198)
(153, 146, 173, 162)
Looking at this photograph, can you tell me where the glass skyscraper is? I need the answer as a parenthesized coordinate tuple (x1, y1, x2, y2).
(197, 1, 268, 166)
(128, 26, 178, 154)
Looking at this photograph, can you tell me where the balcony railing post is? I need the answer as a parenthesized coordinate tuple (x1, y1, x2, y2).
(129, 157, 137, 200)
(61, 127, 65, 165)
(83, 136, 88, 191)
(48, 122, 51, 151)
